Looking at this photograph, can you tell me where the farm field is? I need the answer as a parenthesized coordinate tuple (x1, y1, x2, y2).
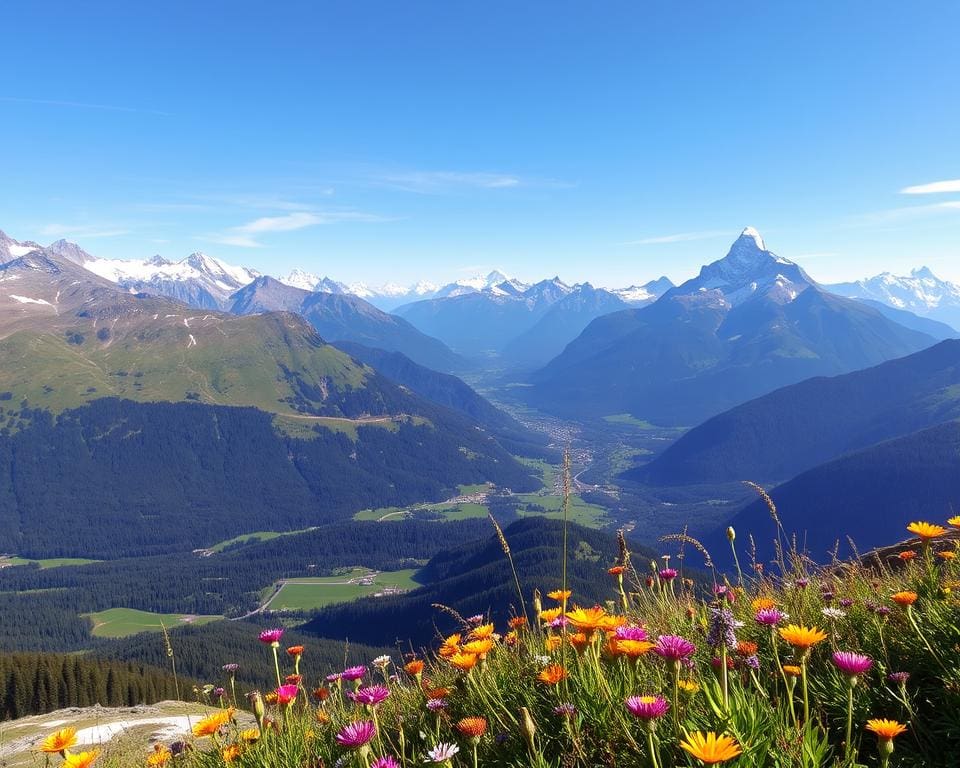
(267, 568, 422, 611)
(84, 608, 222, 638)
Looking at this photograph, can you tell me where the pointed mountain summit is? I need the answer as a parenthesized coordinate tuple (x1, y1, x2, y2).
(676, 227, 810, 306)
(527, 229, 938, 425)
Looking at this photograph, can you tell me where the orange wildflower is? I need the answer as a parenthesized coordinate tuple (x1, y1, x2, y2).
(538, 607, 563, 623)
(449, 652, 479, 671)
(568, 632, 591, 653)
(63, 751, 100, 768)
(404, 659, 425, 676)
(222, 745, 242, 763)
(286, 645, 304, 657)
(566, 605, 608, 633)
(751, 597, 776, 612)
(544, 634, 563, 652)
(778, 624, 828, 651)
(891, 591, 918, 607)
(948, 515, 960, 529)
(608, 565, 625, 576)
(736, 641, 758, 656)
(609, 638, 655, 658)
(538, 664, 568, 685)
(455, 716, 488, 740)
(39, 728, 77, 754)
(866, 718, 907, 741)
(547, 589, 572, 602)
(192, 708, 235, 737)
(907, 521, 947, 540)
(439, 633, 462, 657)
(315, 710, 331, 725)
(508, 616, 528, 629)
(468, 623, 495, 640)
(897, 550, 917, 561)
(461, 638, 495, 656)
(146, 744, 172, 767)
(937, 551, 956, 561)
(782, 665, 802, 677)
(238, 728, 260, 742)
(679, 732, 742, 764)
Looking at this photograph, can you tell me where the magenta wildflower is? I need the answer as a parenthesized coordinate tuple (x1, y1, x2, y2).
(615, 625, 649, 642)
(348, 685, 391, 707)
(888, 671, 910, 685)
(325, 672, 342, 683)
(548, 615, 570, 629)
(653, 634, 696, 662)
(659, 568, 678, 581)
(372, 758, 400, 768)
(275, 684, 298, 705)
(625, 694, 670, 720)
(754, 607, 785, 626)
(467, 614, 485, 624)
(340, 665, 367, 682)
(335, 720, 376, 749)
(221, 663, 239, 673)
(258, 628, 284, 645)
(832, 651, 873, 678)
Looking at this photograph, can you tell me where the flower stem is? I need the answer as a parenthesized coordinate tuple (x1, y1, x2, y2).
(646, 728, 661, 768)
(844, 683, 854, 763)
(800, 659, 810, 724)
(271, 644, 282, 689)
(720, 644, 729, 712)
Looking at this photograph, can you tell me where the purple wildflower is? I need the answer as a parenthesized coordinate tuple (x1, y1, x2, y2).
(832, 651, 873, 678)
(340, 665, 367, 682)
(652, 634, 696, 662)
(625, 694, 670, 720)
(658, 568, 678, 582)
(325, 672, 342, 683)
(707, 607, 738, 650)
(335, 720, 376, 749)
(221, 663, 239, 673)
(888, 671, 911, 685)
(615, 625, 649, 642)
(372, 758, 400, 768)
(426, 698, 448, 711)
(755, 607, 785, 626)
(258, 628, 284, 645)
(348, 685, 391, 707)
(553, 703, 577, 717)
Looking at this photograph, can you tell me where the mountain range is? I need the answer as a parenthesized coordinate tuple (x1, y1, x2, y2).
(524, 228, 938, 426)
(393, 276, 672, 360)
(228, 276, 465, 372)
(0, 245, 541, 557)
(827, 267, 960, 332)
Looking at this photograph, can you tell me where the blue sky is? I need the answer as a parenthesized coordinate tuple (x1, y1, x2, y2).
(2, 1, 959, 286)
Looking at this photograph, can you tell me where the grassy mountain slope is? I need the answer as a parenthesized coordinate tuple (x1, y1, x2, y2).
(708, 420, 960, 564)
(230, 277, 466, 373)
(637, 339, 960, 485)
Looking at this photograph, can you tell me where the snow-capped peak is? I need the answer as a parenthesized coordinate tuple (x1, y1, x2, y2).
(739, 226, 766, 251)
(280, 268, 323, 291)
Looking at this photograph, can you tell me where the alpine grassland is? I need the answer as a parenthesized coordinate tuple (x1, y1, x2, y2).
(31, 505, 960, 767)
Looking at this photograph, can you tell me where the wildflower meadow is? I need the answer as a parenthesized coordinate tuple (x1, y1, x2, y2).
(35, 517, 960, 767)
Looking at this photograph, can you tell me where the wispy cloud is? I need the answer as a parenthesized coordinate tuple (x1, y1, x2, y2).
(374, 170, 522, 194)
(368, 169, 572, 195)
(209, 210, 391, 248)
(621, 229, 729, 246)
(38, 224, 130, 240)
(0, 96, 169, 117)
(900, 179, 960, 195)
(850, 201, 960, 225)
